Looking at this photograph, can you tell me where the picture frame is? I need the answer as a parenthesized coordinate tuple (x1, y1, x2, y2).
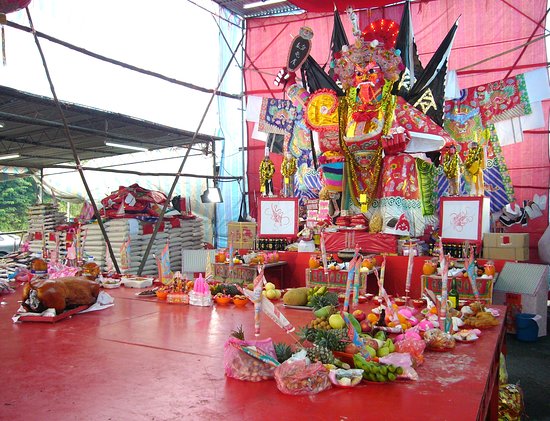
(440, 197, 485, 244)
(258, 197, 299, 239)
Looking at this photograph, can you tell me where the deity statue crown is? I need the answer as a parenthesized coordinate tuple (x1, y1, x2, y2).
(334, 38, 404, 90)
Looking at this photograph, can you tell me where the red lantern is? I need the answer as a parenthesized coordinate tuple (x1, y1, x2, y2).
(0, 0, 31, 14)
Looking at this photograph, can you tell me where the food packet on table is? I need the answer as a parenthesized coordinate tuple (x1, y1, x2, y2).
(378, 352, 419, 381)
(394, 336, 426, 367)
(328, 368, 364, 387)
(274, 353, 331, 395)
(423, 328, 456, 350)
(223, 337, 277, 382)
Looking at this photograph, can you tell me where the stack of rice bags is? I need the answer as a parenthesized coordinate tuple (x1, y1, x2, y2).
(79, 222, 104, 268)
(26, 203, 66, 254)
(166, 217, 204, 272)
(81, 218, 205, 276)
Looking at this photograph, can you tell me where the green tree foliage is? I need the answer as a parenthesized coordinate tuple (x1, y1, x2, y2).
(0, 177, 39, 232)
(0, 177, 84, 233)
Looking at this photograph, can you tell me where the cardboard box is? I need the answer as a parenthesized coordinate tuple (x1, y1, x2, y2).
(483, 233, 529, 248)
(483, 247, 529, 261)
(483, 233, 529, 261)
(227, 222, 257, 249)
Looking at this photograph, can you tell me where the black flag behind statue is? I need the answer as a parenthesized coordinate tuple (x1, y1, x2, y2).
(301, 55, 344, 96)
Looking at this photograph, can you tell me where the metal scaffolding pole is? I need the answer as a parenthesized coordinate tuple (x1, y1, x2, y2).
(137, 30, 245, 275)
(25, 8, 121, 273)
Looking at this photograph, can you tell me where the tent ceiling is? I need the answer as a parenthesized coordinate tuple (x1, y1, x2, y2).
(211, 0, 302, 18)
(0, 85, 222, 170)
(286, 0, 429, 13)
(211, 0, 429, 17)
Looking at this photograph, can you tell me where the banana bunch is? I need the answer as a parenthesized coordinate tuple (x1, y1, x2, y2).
(353, 354, 403, 383)
(307, 285, 327, 306)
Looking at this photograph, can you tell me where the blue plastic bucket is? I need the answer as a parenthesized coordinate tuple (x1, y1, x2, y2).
(516, 313, 539, 342)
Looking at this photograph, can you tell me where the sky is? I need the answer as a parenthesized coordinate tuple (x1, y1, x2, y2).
(1, 0, 225, 135)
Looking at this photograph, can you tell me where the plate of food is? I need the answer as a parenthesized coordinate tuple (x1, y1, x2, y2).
(453, 329, 481, 343)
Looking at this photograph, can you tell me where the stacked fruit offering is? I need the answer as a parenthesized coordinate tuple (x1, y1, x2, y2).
(262, 282, 282, 300)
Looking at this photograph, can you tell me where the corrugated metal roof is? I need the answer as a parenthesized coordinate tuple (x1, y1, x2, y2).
(494, 262, 549, 295)
(211, 0, 302, 18)
(0, 85, 222, 170)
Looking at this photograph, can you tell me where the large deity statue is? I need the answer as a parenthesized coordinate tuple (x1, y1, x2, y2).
(301, 36, 452, 236)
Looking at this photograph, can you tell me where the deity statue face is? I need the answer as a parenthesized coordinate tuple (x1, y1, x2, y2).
(354, 61, 381, 87)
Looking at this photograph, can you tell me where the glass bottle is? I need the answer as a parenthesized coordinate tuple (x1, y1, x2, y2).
(377, 308, 387, 327)
(448, 277, 459, 309)
(31, 251, 48, 277)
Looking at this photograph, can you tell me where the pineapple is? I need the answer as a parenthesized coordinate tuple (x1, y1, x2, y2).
(314, 328, 349, 352)
(230, 325, 245, 340)
(309, 292, 339, 310)
(274, 342, 293, 363)
(306, 344, 335, 364)
(297, 326, 317, 344)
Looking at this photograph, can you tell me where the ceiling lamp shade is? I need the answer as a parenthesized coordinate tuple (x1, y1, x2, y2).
(0, 0, 31, 14)
(201, 186, 223, 204)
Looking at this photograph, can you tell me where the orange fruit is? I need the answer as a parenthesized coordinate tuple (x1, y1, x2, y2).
(367, 313, 379, 323)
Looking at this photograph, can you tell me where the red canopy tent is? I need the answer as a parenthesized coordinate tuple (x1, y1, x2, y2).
(242, 0, 549, 260)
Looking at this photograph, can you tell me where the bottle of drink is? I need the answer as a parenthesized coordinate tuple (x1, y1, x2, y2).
(82, 256, 100, 280)
(31, 251, 48, 277)
(377, 308, 387, 327)
(448, 277, 460, 309)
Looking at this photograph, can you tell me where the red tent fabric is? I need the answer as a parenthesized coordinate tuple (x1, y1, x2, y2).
(244, 0, 549, 260)
(288, 0, 432, 13)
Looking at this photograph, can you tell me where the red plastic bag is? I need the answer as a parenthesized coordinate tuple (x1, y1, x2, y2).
(223, 337, 277, 382)
(274, 358, 331, 395)
(395, 337, 426, 366)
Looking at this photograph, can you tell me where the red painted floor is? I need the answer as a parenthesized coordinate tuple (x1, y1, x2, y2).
(1, 284, 504, 421)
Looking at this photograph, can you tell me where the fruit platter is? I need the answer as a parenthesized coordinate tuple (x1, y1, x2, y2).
(220, 278, 504, 398)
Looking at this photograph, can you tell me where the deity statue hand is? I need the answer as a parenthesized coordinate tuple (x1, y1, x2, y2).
(381, 127, 410, 156)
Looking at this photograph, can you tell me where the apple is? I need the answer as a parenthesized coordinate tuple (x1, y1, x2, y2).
(352, 309, 366, 322)
(264, 282, 276, 291)
(344, 343, 359, 354)
(360, 320, 372, 333)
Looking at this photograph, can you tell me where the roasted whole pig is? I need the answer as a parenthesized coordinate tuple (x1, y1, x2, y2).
(22, 276, 100, 313)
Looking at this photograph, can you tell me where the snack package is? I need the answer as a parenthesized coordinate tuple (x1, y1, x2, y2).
(423, 328, 456, 350)
(223, 337, 277, 382)
(274, 357, 331, 395)
(328, 368, 363, 387)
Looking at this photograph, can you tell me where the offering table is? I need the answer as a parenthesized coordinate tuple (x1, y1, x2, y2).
(1, 284, 506, 420)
